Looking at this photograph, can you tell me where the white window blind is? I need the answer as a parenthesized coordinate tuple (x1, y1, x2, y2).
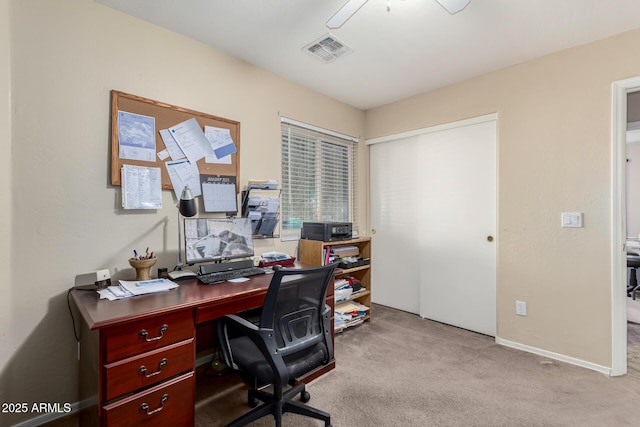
(280, 118, 358, 241)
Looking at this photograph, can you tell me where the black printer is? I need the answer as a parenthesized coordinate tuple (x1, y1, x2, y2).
(301, 222, 352, 241)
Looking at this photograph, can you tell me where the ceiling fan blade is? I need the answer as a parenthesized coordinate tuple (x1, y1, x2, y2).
(326, 0, 369, 29)
(435, 0, 471, 15)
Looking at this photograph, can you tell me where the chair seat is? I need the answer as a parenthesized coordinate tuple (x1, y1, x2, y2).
(217, 264, 336, 427)
(628, 255, 640, 299)
(230, 336, 328, 384)
(628, 255, 640, 268)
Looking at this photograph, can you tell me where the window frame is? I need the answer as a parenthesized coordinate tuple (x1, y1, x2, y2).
(280, 117, 358, 241)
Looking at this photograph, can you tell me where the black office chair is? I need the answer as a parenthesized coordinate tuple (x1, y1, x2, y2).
(628, 253, 640, 299)
(217, 263, 337, 427)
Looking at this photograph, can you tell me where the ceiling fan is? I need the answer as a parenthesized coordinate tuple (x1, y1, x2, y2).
(327, 0, 471, 29)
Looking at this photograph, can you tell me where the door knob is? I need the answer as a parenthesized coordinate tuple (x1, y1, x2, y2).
(487, 235, 494, 242)
(371, 228, 377, 235)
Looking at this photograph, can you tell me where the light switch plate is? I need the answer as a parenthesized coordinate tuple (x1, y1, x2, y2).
(516, 300, 527, 316)
(561, 212, 583, 228)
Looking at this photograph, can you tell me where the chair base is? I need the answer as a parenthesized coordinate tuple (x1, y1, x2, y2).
(629, 268, 640, 299)
(226, 383, 331, 427)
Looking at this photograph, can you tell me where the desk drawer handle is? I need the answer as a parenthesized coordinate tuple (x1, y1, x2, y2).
(139, 324, 168, 342)
(139, 394, 168, 416)
(138, 358, 168, 378)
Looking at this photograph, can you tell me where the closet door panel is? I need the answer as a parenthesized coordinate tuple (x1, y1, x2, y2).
(370, 117, 496, 335)
(370, 135, 422, 314)
(417, 120, 496, 336)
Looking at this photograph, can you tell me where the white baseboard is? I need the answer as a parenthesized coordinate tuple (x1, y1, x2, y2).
(10, 402, 79, 427)
(495, 337, 612, 376)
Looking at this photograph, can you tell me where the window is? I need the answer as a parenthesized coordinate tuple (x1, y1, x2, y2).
(280, 118, 358, 241)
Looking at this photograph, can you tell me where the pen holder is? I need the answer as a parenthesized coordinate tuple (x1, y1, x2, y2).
(129, 258, 157, 281)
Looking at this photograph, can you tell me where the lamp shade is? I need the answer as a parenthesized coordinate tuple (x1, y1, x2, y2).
(178, 186, 197, 217)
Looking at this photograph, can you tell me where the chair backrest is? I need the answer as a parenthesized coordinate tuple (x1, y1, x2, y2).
(259, 263, 337, 358)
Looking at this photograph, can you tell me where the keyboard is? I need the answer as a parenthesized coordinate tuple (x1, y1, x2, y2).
(197, 266, 266, 284)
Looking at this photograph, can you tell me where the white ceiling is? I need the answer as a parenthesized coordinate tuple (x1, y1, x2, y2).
(96, 0, 640, 110)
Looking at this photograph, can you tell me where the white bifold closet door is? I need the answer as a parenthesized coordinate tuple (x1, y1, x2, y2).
(370, 115, 496, 336)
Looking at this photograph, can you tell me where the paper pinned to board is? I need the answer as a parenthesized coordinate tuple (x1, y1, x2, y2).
(165, 158, 202, 200)
(118, 110, 156, 162)
(121, 164, 162, 210)
(201, 174, 237, 213)
(169, 117, 214, 164)
(204, 126, 236, 164)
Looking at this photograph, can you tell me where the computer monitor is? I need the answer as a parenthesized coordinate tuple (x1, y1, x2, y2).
(184, 217, 254, 265)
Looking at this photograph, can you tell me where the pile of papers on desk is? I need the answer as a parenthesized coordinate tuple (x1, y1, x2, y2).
(98, 278, 179, 300)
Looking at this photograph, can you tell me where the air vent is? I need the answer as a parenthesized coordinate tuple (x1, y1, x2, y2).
(303, 34, 353, 63)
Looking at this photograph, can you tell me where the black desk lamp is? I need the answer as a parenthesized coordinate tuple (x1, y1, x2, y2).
(175, 185, 197, 272)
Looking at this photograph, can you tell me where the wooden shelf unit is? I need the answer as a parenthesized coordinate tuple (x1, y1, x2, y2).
(299, 237, 372, 329)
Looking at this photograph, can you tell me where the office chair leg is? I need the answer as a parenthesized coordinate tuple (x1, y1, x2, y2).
(248, 395, 259, 408)
(274, 401, 283, 427)
(284, 399, 331, 426)
(226, 403, 275, 427)
(630, 268, 638, 297)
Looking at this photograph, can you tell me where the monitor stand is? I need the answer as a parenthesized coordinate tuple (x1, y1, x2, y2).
(168, 269, 197, 280)
(199, 259, 254, 275)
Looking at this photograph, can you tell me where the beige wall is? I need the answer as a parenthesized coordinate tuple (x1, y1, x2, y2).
(367, 28, 640, 368)
(5, 0, 640, 424)
(1, 0, 365, 424)
(0, 0, 12, 408)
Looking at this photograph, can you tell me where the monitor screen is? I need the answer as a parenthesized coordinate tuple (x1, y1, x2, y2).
(184, 217, 254, 265)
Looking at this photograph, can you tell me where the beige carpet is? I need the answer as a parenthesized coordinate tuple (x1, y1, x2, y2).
(626, 297, 640, 378)
(46, 301, 640, 427)
(195, 303, 640, 427)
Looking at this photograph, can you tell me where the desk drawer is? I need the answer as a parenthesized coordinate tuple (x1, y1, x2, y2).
(103, 310, 194, 363)
(104, 339, 194, 401)
(197, 294, 266, 324)
(103, 371, 194, 427)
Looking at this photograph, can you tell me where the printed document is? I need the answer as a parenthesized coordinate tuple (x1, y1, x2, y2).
(165, 158, 202, 200)
(204, 125, 236, 164)
(118, 110, 156, 162)
(121, 165, 162, 210)
(168, 117, 214, 164)
(201, 174, 237, 213)
(159, 128, 186, 161)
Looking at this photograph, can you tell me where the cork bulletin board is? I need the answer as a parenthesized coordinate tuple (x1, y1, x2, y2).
(110, 90, 240, 192)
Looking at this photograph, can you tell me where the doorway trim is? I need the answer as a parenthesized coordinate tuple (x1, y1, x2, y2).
(611, 76, 640, 376)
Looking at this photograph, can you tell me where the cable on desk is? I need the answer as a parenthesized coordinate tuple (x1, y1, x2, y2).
(67, 287, 94, 342)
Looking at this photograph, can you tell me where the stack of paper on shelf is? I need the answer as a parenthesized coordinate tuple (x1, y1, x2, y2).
(334, 300, 369, 332)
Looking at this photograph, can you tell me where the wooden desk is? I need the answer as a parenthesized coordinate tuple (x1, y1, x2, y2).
(71, 270, 335, 426)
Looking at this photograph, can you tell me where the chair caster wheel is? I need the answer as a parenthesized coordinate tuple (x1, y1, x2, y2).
(248, 397, 259, 408)
(300, 390, 311, 402)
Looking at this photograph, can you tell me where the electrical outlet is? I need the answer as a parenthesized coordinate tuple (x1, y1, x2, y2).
(516, 300, 527, 316)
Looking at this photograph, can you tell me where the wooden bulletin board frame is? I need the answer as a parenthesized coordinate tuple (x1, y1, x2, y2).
(110, 90, 240, 191)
